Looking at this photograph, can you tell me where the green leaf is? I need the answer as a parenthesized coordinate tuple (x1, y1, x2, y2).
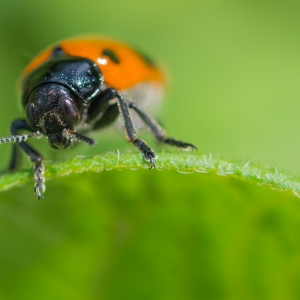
(1, 152, 300, 196)
(1, 152, 300, 299)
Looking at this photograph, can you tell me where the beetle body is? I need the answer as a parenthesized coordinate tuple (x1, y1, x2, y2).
(24, 39, 163, 90)
(1, 37, 195, 198)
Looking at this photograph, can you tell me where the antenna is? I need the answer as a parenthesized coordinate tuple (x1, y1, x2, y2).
(62, 129, 96, 146)
(0, 129, 96, 146)
(0, 131, 43, 144)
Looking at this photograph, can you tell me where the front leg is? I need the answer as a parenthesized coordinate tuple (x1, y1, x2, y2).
(87, 88, 157, 167)
(10, 119, 45, 199)
(86, 88, 118, 123)
(115, 91, 157, 167)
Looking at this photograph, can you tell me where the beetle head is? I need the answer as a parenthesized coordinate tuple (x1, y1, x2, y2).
(25, 83, 91, 149)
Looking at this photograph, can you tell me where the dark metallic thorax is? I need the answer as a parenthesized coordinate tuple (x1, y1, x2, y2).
(21, 56, 103, 109)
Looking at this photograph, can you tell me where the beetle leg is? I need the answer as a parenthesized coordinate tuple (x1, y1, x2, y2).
(87, 88, 120, 130)
(115, 93, 157, 167)
(86, 88, 118, 123)
(132, 139, 157, 168)
(92, 104, 119, 130)
(127, 101, 165, 142)
(127, 101, 196, 150)
(87, 88, 157, 166)
(10, 119, 45, 199)
(9, 143, 22, 171)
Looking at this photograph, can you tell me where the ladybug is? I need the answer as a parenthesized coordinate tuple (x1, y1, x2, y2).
(0, 37, 196, 199)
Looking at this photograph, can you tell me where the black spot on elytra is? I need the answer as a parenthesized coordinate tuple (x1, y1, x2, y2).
(102, 49, 120, 64)
(50, 46, 66, 58)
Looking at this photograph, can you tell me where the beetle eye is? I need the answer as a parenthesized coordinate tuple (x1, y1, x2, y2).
(61, 98, 80, 125)
(25, 103, 39, 129)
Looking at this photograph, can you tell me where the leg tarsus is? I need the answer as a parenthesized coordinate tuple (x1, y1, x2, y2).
(133, 139, 157, 168)
(34, 161, 45, 199)
(163, 138, 197, 150)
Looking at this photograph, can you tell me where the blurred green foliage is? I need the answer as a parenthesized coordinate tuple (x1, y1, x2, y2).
(1, 0, 300, 299)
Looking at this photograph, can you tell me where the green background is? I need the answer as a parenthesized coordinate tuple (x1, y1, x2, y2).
(0, 0, 300, 299)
